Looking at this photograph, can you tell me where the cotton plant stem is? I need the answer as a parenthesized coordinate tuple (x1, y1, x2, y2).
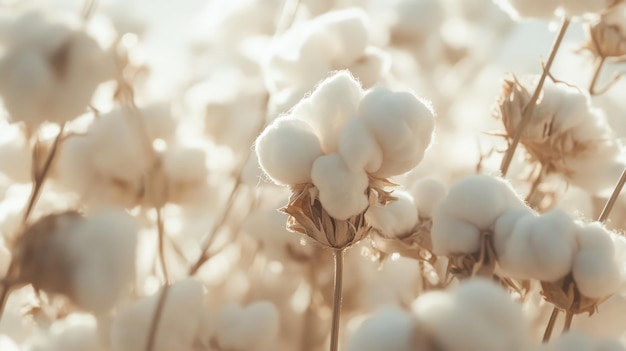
(500, 17, 571, 177)
(543, 308, 560, 343)
(22, 123, 66, 224)
(589, 57, 606, 95)
(156, 207, 170, 284)
(330, 249, 344, 351)
(563, 311, 573, 332)
(145, 284, 171, 351)
(598, 166, 626, 223)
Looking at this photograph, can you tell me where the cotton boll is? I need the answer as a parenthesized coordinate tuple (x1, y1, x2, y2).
(359, 86, 435, 177)
(571, 223, 620, 298)
(410, 178, 447, 218)
(500, 209, 577, 281)
(298, 71, 363, 154)
(318, 8, 370, 67)
(311, 154, 369, 220)
(88, 108, 149, 186)
(111, 278, 206, 351)
(366, 190, 418, 237)
(412, 279, 528, 351)
(255, 116, 323, 185)
(437, 175, 524, 230)
(493, 207, 534, 258)
(431, 213, 481, 255)
(42, 313, 101, 351)
(66, 210, 138, 313)
(216, 301, 280, 351)
(347, 307, 416, 351)
(338, 116, 383, 173)
(348, 48, 390, 88)
(53, 134, 96, 195)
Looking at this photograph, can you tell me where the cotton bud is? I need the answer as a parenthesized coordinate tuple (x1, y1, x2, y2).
(6, 210, 138, 313)
(498, 76, 624, 195)
(0, 10, 113, 130)
(584, 4, 626, 58)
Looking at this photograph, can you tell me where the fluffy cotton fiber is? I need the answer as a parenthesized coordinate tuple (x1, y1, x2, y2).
(347, 307, 416, 351)
(365, 190, 418, 237)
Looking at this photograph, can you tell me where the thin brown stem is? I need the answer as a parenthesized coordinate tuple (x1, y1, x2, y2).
(22, 123, 66, 224)
(145, 284, 170, 351)
(598, 166, 626, 223)
(563, 310, 573, 333)
(0, 279, 14, 320)
(543, 308, 560, 343)
(330, 249, 344, 351)
(500, 17, 571, 177)
(156, 207, 169, 284)
(589, 57, 606, 95)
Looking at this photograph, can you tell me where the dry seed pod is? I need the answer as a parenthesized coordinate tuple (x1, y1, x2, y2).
(584, 4, 626, 58)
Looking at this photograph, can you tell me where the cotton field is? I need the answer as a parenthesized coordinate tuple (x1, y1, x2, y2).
(1, 0, 626, 350)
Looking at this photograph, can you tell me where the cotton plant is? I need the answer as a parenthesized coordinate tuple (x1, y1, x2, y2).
(497, 76, 625, 197)
(255, 69, 435, 350)
(262, 8, 390, 115)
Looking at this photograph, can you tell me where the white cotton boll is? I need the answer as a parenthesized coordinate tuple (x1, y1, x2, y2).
(500, 210, 577, 281)
(311, 154, 369, 220)
(410, 178, 447, 218)
(46, 313, 101, 351)
(493, 207, 534, 258)
(348, 47, 390, 88)
(573, 250, 620, 299)
(89, 109, 149, 185)
(255, 116, 323, 185)
(431, 212, 481, 255)
(572, 223, 620, 298)
(437, 175, 525, 230)
(66, 210, 138, 313)
(413, 279, 527, 351)
(216, 301, 280, 351)
(318, 8, 370, 67)
(347, 307, 416, 351)
(545, 331, 624, 351)
(111, 278, 206, 351)
(0, 11, 112, 129)
(366, 190, 418, 237)
(338, 117, 383, 173)
(298, 71, 363, 154)
(359, 86, 435, 177)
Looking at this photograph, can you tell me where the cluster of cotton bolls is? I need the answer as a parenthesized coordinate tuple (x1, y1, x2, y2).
(3, 0, 626, 350)
(255, 70, 434, 221)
